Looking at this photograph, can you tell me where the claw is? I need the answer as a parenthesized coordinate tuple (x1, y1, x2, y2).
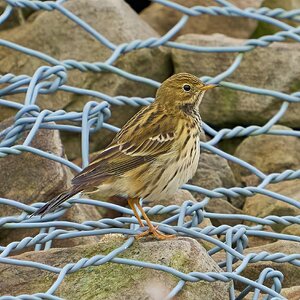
(136, 226, 175, 240)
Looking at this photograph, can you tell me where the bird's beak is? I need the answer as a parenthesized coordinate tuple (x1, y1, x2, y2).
(201, 83, 218, 91)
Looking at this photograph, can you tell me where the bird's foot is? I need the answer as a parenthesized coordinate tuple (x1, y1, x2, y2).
(136, 225, 175, 240)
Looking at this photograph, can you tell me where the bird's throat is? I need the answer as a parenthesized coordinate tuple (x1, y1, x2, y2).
(179, 102, 198, 116)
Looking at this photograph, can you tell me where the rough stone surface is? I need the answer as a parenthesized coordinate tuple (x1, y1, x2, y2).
(0, 3, 32, 30)
(0, 118, 102, 248)
(243, 180, 300, 232)
(246, 226, 277, 248)
(141, 0, 263, 39)
(189, 150, 245, 209)
(234, 241, 300, 289)
(233, 125, 300, 184)
(0, 0, 172, 159)
(146, 189, 216, 250)
(253, 0, 300, 38)
(281, 224, 300, 237)
(0, 118, 72, 216)
(0, 235, 230, 299)
(239, 285, 300, 300)
(172, 34, 300, 128)
(205, 198, 244, 227)
(281, 285, 300, 300)
(148, 189, 195, 209)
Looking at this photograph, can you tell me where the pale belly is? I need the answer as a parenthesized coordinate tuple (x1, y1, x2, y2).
(140, 136, 200, 202)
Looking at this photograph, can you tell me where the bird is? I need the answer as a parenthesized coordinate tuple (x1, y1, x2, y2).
(31, 73, 217, 239)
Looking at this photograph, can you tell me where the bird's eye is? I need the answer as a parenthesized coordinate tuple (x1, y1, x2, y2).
(183, 84, 191, 92)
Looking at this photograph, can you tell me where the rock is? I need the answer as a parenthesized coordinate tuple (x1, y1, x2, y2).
(0, 235, 231, 299)
(149, 189, 195, 209)
(0, 0, 172, 159)
(281, 285, 300, 300)
(218, 137, 245, 156)
(145, 189, 216, 250)
(238, 285, 300, 300)
(140, 0, 263, 39)
(205, 198, 244, 227)
(233, 125, 300, 184)
(281, 224, 300, 237)
(253, 0, 300, 38)
(0, 2, 32, 30)
(0, 117, 102, 248)
(234, 240, 300, 289)
(246, 226, 277, 248)
(90, 188, 216, 250)
(172, 34, 300, 128)
(189, 151, 245, 209)
(243, 179, 300, 232)
(0, 118, 72, 217)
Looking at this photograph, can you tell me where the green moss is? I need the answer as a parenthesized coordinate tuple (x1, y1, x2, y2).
(61, 261, 140, 299)
(289, 79, 300, 94)
(214, 87, 241, 126)
(251, 21, 279, 39)
(169, 251, 190, 272)
(219, 88, 239, 112)
(56, 237, 195, 299)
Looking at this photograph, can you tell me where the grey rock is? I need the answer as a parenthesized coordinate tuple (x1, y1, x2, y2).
(253, 0, 300, 38)
(243, 179, 300, 232)
(189, 151, 245, 209)
(0, 235, 231, 299)
(234, 240, 300, 289)
(141, 0, 263, 39)
(233, 125, 300, 184)
(146, 189, 216, 250)
(0, 118, 72, 216)
(0, 118, 102, 248)
(0, 0, 172, 159)
(205, 198, 244, 227)
(172, 34, 300, 128)
(237, 285, 300, 300)
(246, 226, 277, 248)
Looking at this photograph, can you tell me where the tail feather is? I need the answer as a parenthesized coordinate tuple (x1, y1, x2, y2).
(30, 188, 81, 218)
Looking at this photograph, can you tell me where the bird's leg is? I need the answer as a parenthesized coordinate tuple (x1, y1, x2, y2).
(135, 200, 175, 240)
(128, 198, 144, 228)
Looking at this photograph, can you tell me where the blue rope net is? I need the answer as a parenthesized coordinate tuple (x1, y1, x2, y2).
(0, 0, 300, 299)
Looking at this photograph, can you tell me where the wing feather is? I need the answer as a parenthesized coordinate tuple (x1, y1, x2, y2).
(71, 104, 177, 189)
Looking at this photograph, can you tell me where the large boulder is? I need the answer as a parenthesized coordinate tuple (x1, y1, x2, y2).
(141, 0, 263, 39)
(0, 118, 72, 216)
(243, 179, 300, 232)
(0, 235, 231, 299)
(189, 150, 245, 209)
(0, 2, 33, 30)
(253, 0, 300, 38)
(145, 189, 216, 250)
(0, 0, 172, 159)
(0, 118, 102, 248)
(281, 224, 300, 237)
(234, 241, 300, 289)
(172, 34, 300, 128)
(241, 285, 300, 300)
(233, 125, 300, 184)
(205, 198, 244, 227)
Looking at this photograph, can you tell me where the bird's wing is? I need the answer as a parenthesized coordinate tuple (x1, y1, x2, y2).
(72, 104, 177, 188)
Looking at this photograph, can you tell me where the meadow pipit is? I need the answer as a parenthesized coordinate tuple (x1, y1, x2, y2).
(32, 73, 216, 239)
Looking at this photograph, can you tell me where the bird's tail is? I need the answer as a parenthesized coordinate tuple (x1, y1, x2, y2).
(30, 188, 81, 218)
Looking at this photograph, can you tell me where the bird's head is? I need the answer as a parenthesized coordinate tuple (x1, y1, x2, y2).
(155, 73, 217, 113)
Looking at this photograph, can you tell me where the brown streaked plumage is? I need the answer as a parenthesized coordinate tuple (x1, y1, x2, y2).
(32, 73, 216, 239)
